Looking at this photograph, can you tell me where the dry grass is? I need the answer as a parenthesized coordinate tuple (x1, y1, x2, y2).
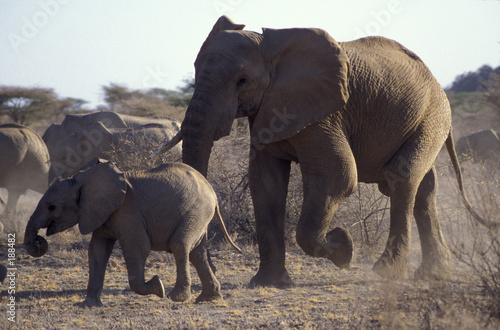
(1, 111, 500, 328)
(1, 156, 499, 328)
(0, 233, 498, 329)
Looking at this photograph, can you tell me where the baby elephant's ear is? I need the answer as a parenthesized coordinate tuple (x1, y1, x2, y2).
(76, 162, 127, 235)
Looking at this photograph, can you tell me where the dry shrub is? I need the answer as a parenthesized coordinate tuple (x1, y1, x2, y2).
(445, 161, 500, 313)
(102, 127, 181, 172)
(208, 127, 254, 244)
(337, 183, 390, 258)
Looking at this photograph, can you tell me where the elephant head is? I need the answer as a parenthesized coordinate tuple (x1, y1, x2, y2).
(178, 16, 350, 176)
(24, 159, 126, 257)
(48, 122, 114, 182)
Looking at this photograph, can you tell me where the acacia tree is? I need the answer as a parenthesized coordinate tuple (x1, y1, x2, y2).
(0, 86, 57, 124)
(101, 81, 193, 117)
(0, 86, 87, 124)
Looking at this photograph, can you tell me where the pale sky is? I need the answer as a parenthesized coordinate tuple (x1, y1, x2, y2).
(1, 0, 499, 108)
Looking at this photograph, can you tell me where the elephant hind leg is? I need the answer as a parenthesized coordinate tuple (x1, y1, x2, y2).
(413, 166, 451, 280)
(374, 159, 422, 278)
(189, 237, 222, 302)
(374, 123, 448, 279)
(5, 189, 22, 215)
(373, 181, 415, 279)
(169, 244, 192, 302)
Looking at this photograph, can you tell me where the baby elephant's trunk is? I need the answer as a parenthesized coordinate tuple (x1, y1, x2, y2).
(24, 215, 49, 257)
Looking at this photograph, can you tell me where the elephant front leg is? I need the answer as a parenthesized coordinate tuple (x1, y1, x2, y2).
(295, 164, 356, 269)
(79, 234, 115, 307)
(121, 238, 165, 299)
(249, 149, 292, 288)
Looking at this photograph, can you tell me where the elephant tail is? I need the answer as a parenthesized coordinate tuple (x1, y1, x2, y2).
(445, 132, 498, 229)
(214, 205, 242, 253)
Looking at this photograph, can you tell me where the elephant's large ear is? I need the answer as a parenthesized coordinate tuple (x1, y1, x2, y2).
(197, 16, 245, 57)
(75, 160, 127, 235)
(252, 28, 350, 144)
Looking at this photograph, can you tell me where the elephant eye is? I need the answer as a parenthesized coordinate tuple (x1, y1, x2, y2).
(48, 205, 56, 212)
(237, 76, 247, 88)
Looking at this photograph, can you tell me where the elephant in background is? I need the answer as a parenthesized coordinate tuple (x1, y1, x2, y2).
(24, 158, 240, 307)
(156, 16, 493, 288)
(47, 120, 181, 181)
(455, 129, 500, 169)
(42, 111, 180, 148)
(0, 124, 50, 214)
(43, 111, 181, 180)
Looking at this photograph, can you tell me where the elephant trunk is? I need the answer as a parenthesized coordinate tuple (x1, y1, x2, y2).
(24, 214, 49, 258)
(180, 90, 218, 177)
(182, 136, 213, 177)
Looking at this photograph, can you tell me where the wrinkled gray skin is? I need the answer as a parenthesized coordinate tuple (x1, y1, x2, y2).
(48, 121, 181, 181)
(43, 111, 180, 147)
(455, 129, 500, 169)
(0, 124, 50, 214)
(43, 111, 181, 181)
(163, 16, 489, 288)
(24, 158, 239, 307)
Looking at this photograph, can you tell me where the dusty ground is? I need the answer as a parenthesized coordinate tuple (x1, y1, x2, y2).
(0, 104, 498, 329)
(0, 223, 498, 329)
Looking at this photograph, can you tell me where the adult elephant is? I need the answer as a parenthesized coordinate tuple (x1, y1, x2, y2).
(43, 111, 180, 139)
(455, 129, 500, 167)
(0, 124, 50, 214)
(43, 111, 180, 169)
(49, 122, 180, 181)
(156, 16, 493, 287)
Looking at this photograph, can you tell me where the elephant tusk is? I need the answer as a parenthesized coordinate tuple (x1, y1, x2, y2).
(149, 131, 183, 158)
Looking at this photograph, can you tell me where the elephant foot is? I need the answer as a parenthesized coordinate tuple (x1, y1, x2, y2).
(76, 296, 103, 308)
(168, 285, 192, 302)
(325, 227, 353, 269)
(414, 260, 451, 281)
(147, 275, 165, 298)
(249, 267, 294, 289)
(195, 290, 223, 303)
(373, 255, 407, 279)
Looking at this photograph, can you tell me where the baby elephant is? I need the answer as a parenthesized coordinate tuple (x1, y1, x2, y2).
(24, 158, 240, 307)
